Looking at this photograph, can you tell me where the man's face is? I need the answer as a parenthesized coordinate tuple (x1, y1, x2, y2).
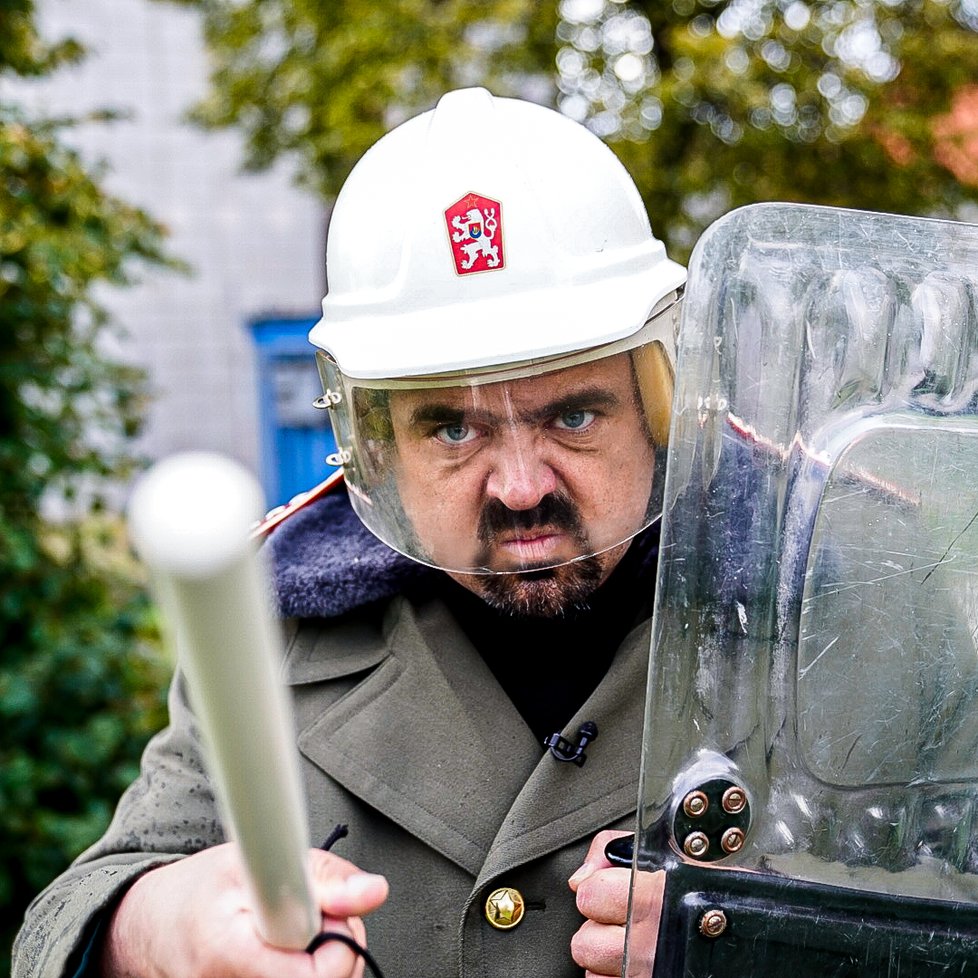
(388, 353, 655, 615)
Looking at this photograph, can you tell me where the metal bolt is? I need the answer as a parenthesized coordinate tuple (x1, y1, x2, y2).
(683, 831, 710, 858)
(313, 389, 343, 410)
(326, 447, 353, 466)
(721, 826, 745, 854)
(699, 908, 728, 938)
(683, 790, 709, 818)
(722, 785, 747, 814)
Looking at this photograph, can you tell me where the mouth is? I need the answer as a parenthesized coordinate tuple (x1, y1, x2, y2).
(494, 529, 570, 565)
(475, 490, 588, 571)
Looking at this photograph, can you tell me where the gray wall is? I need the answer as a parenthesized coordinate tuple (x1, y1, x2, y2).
(6, 0, 326, 480)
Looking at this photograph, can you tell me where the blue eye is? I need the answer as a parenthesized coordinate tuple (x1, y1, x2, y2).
(435, 422, 478, 445)
(554, 409, 595, 431)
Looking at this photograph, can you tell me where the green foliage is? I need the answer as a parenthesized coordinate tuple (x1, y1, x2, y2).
(168, 0, 978, 260)
(607, 0, 978, 255)
(1, 16, 173, 970)
(172, 0, 558, 198)
(0, 0, 85, 76)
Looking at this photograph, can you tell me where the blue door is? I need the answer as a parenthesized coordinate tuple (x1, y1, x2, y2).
(250, 316, 338, 507)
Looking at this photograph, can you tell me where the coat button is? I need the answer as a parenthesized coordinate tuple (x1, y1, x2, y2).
(485, 886, 525, 930)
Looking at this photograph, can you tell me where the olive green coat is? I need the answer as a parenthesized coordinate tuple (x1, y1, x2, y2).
(14, 590, 651, 978)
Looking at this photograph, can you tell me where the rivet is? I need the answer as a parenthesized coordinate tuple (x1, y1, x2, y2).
(721, 827, 745, 854)
(722, 785, 747, 814)
(683, 831, 710, 858)
(699, 908, 728, 938)
(683, 790, 709, 818)
(326, 448, 352, 466)
(313, 390, 342, 410)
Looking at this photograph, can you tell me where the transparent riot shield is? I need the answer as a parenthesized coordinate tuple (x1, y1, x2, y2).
(623, 203, 978, 976)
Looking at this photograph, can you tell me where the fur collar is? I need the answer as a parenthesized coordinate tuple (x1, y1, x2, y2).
(265, 488, 434, 619)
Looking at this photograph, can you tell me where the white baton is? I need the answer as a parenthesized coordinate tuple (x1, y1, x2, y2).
(128, 452, 319, 950)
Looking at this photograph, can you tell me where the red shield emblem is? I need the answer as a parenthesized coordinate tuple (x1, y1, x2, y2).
(444, 192, 505, 275)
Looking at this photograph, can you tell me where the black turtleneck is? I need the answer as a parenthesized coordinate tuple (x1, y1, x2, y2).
(435, 523, 660, 744)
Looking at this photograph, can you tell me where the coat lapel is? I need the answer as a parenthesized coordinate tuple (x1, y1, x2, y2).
(286, 597, 542, 876)
(285, 595, 651, 882)
(474, 619, 651, 888)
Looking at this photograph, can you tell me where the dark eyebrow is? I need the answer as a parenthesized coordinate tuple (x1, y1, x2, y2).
(519, 387, 621, 425)
(409, 404, 461, 427)
(407, 386, 621, 430)
(408, 404, 498, 429)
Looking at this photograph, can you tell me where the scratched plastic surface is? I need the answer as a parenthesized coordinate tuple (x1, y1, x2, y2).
(627, 204, 978, 968)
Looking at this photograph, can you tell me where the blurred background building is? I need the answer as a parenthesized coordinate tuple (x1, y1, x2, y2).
(9, 0, 978, 509)
(6, 0, 330, 506)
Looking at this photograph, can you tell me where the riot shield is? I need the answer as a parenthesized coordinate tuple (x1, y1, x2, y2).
(624, 203, 978, 976)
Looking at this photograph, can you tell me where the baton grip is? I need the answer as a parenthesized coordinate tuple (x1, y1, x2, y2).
(128, 452, 318, 950)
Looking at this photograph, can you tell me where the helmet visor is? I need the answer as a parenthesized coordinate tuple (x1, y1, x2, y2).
(317, 311, 678, 576)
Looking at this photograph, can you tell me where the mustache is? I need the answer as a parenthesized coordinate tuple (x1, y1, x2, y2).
(477, 491, 585, 543)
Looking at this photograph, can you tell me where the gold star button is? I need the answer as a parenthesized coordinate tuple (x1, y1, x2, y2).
(485, 886, 526, 930)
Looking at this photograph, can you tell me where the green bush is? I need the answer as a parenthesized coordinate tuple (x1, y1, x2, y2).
(1, 16, 175, 967)
(0, 524, 170, 968)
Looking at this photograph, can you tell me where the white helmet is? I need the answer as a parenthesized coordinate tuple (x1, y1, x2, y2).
(311, 87, 685, 376)
(312, 87, 686, 577)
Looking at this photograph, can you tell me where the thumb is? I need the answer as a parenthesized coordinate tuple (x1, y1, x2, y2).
(309, 849, 389, 918)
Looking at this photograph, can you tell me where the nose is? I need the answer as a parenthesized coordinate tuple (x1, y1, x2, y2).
(484, 433, 558, 510)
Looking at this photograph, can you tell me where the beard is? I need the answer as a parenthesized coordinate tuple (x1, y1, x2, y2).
(463, 491, 606, 616)
(467, 555, 606, 617)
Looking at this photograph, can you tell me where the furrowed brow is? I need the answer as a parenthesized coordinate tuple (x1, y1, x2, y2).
(408, 403, 498, 430)
(520, 387, 621, 425)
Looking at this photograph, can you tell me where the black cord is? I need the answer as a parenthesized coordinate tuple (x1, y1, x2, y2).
(305, 930, 387, 977)
(320, 823, 349, 852)
(306, 823, 388, 978)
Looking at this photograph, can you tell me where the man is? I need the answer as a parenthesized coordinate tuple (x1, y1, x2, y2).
(14, 87, 685, 978)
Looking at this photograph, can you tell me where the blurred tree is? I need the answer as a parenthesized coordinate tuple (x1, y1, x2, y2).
(0, 2, 172, 968)
(166, 0, 559, 199)
(168, 0, 978, 258)
(562, 0, 978, 254)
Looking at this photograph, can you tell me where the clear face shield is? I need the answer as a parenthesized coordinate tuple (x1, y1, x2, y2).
(315, 302, 680, 577)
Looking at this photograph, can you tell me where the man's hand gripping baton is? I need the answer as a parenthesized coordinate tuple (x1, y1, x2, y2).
(128, 452, 319, 950)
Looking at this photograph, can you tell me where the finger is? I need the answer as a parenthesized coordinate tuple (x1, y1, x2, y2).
(629, 868, 666, 921)
(308, 848, 362, 883)
(570, 918, 626, 977)
(309, 930, 362, 978)
(194, 913, 333, 978)
(307, 911, 372, 978)
(575, 866, 631, 925)
(309, 850, 389, 917)
(315, 872, 389, 918)
(568, 829, 631, 891)
(345, 917, 367, 978)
